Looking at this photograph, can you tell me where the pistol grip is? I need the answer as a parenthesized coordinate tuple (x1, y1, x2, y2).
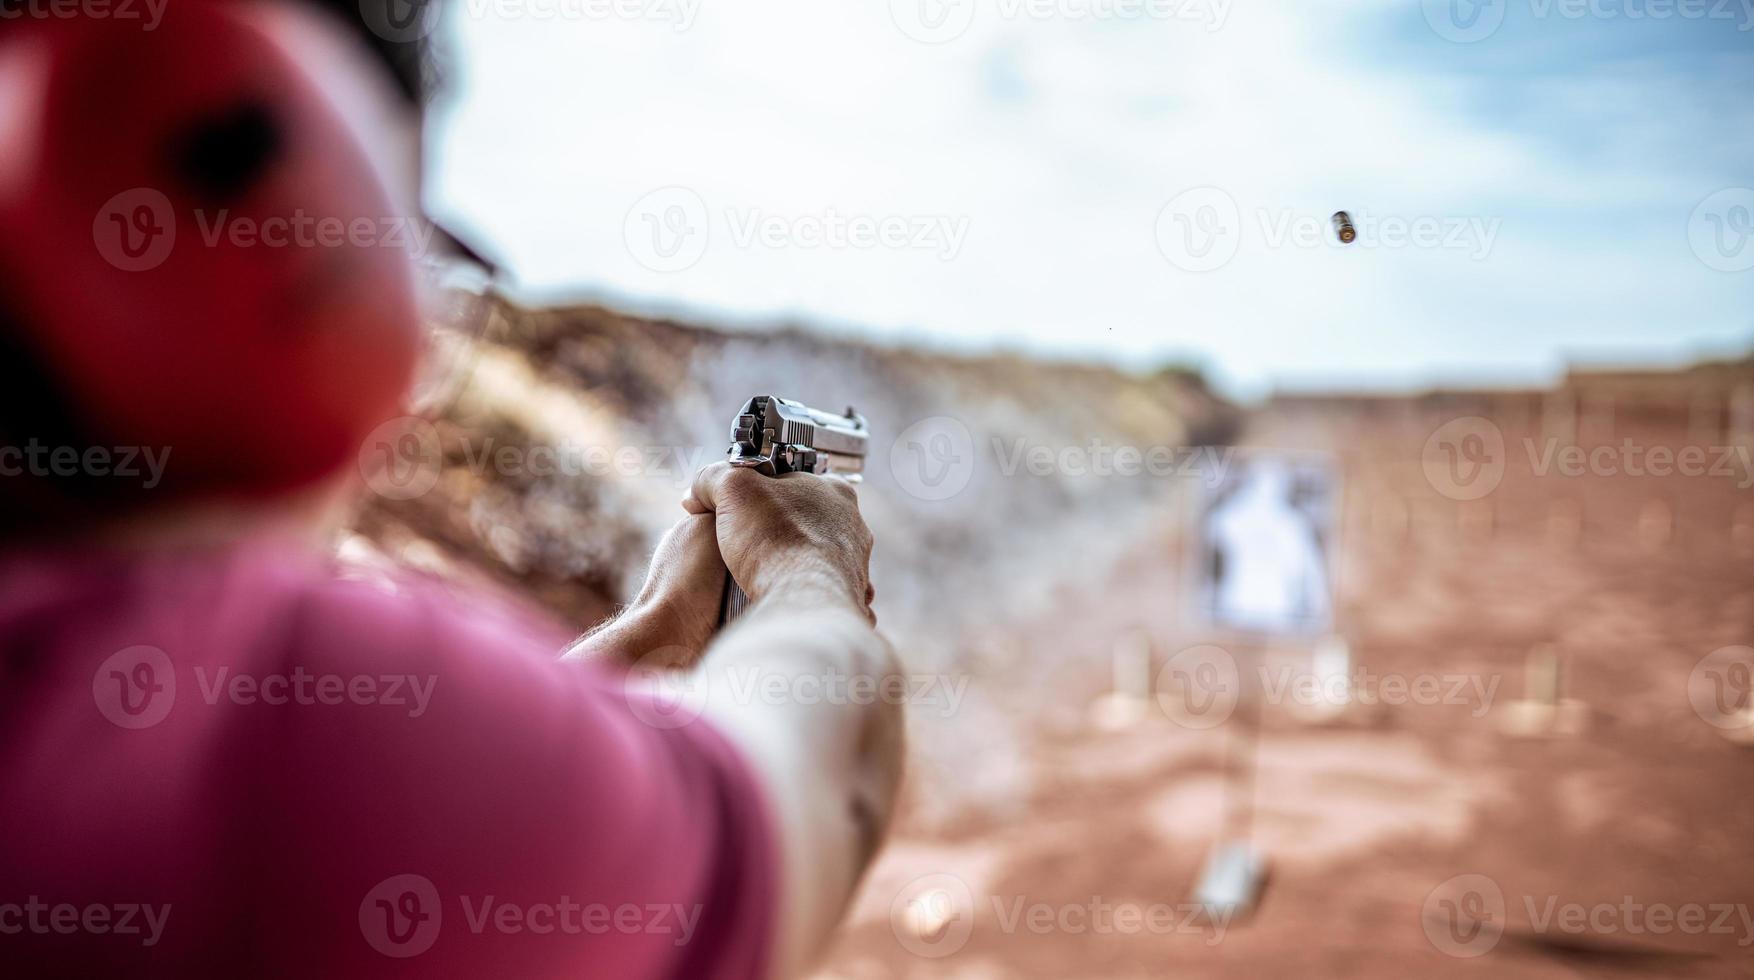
(718, 568, 751, 626)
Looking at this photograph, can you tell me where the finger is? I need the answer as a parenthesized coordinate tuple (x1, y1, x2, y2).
(683, 461, 734, 514)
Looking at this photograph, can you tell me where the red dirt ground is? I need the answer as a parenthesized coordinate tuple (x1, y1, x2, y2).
(814, 395, 1754, 979)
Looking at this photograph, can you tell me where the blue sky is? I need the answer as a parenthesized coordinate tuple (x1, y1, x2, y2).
(427, 0, 1754, 396)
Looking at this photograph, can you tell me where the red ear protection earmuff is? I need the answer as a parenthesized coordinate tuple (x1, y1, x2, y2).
(0, 0, 423, 506)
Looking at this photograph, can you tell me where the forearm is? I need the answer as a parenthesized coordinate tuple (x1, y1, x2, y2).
(561, 600, 702, 668)
(696, 589, 904, 979)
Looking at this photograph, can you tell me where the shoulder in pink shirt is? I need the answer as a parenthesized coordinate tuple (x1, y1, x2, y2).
(0, 537, 776, 979)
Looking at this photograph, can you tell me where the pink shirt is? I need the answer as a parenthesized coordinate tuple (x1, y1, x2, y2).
(0, 538, 776, 978)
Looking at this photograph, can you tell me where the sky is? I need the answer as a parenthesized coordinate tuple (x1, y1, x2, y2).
(425, 0, 1754, 397)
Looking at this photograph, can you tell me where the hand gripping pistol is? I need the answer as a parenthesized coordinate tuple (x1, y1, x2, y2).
(717, 396, 869, 625)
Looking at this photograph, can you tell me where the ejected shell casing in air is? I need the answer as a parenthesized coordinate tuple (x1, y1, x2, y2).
(1332, 211, 1356, 244)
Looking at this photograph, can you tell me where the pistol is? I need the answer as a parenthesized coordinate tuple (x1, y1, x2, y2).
(717, 395, 869, 625)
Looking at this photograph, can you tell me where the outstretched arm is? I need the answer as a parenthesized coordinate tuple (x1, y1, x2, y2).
(570, 463, 905, 979)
